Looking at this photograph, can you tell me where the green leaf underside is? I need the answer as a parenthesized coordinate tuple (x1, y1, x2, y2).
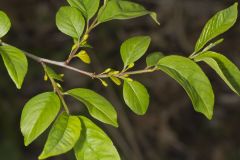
(39, 112, 81, 159)
(0, 45, 28, 89)
(194, 51, 240, 95)
(123, 80, 149, 115)
(121, 36, 151, 67)
(0, 11, 11, 38)
(146, 52, 164, 67)
(74, 116, 120, 160)
(56, 6, 85, 39)
(45, 65, 63, 81)
(20, 92, 61, 146)
(97, 0, 159, 25)
(195, 3, 238, 52)
(158, 55, 214, 119)
(66, 88, 118, 127)
(67, 0, 100, 21)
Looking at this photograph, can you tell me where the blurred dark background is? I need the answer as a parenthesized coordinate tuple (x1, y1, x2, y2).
(0, 0, 240, 160)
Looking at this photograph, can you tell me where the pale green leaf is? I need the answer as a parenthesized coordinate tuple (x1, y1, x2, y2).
(123, 80, 149, 115)
(97, 0, 159, 25)
(67, 0, 100, 20)
(39, 112, 81, 159)
(0, 11, 11, 38)
(0, 45, 28, 89)
(45, 65, 63, 81)
(121, 36, 151, 67)
(146, 52, 164, 67)
(158, 55, 214, 119)
(56, 6, 85, 39)
(194, 51, 240, 95)
(20, 92, 61, 146)
(195, 3, 238, 52)
(66, 88, 118, 127)
(74, 116, 120, 160)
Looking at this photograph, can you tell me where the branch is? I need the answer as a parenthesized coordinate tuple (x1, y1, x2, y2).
(0, 42, 157, 80)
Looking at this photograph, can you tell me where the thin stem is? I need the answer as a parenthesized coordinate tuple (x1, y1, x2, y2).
(42, 63, 70, 114)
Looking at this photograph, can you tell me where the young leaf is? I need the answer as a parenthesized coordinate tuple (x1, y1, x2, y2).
(123, 80, 149, 115)
(39, 112, 81, 159)
(194, 51, 240, 95)
(66, 88, 118, 127)
(56, 6, 85, 39)
(121, 36, 151, 68)
(194, 3, 238, 53)
(20, 92, 61, 146)
(0, 45, 28, 89)
(75, 50, 91, 64)
(74, 116, 120, 160)
(146, 52, 164, 67)
(97, 0, 159, 25)
(45, 65, 63, 81)
(67, 0, 100, 21)
(158, 55, 214, 119)
(0, 11, 11, 38)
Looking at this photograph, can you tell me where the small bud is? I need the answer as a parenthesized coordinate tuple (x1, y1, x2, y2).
(110, 76, 122, 86)
(127, 63, 135, 69)
(44, 73, 48, 81)
(56, 83, 62, 88)
(112, 71, 120, 75)
(108, 71, 119, 75)
(71, 43, 78, 51)
(100, 79, 108, 87)
(122, 74, 129, 78)
(102, 68, 112, 74)
(83, 34, 89, 41)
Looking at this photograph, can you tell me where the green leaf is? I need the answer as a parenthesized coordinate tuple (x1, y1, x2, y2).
(157, 55, 214, 119)
(39, 112, 81, 159)
(0, 45, 28, 89)
(194, 51, 240, 95)
(121, 36, 151, 67)
(45, 65, 63, 81)
(74, 116, 120, 160)
(0, 11, 11, 38)
(67, 0, 100, 21)
(146, 52, 164, 67)
(20, 92, 61, 146)
(194, 3, 238, 52)
(56, 6, 85, 39)
(97, 0, 159, 25)
(66, 88, 118, 127)
(123, 80, 149, 115)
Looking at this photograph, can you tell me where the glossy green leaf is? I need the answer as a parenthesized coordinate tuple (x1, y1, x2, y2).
(0, 11, 11, 38)
(0, 45, 28, 89)
(146, 52, 164, 67)
(123, 80, 149, 115)
(158, 55, 214, 119)
(195, 3, 238, 52)
(121, 36, 151, 67)
(194, 51, 240, 95)
(74, 116, 120, 160)
(56, 6, 85, 39)
(66, 88, 118, 127)
(67, 0, 100, 21)
(39, 112, 81, 159)
(20, 92, 61, 146)
(45, 65, 63, 81)
(97, 0, 159, 25)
